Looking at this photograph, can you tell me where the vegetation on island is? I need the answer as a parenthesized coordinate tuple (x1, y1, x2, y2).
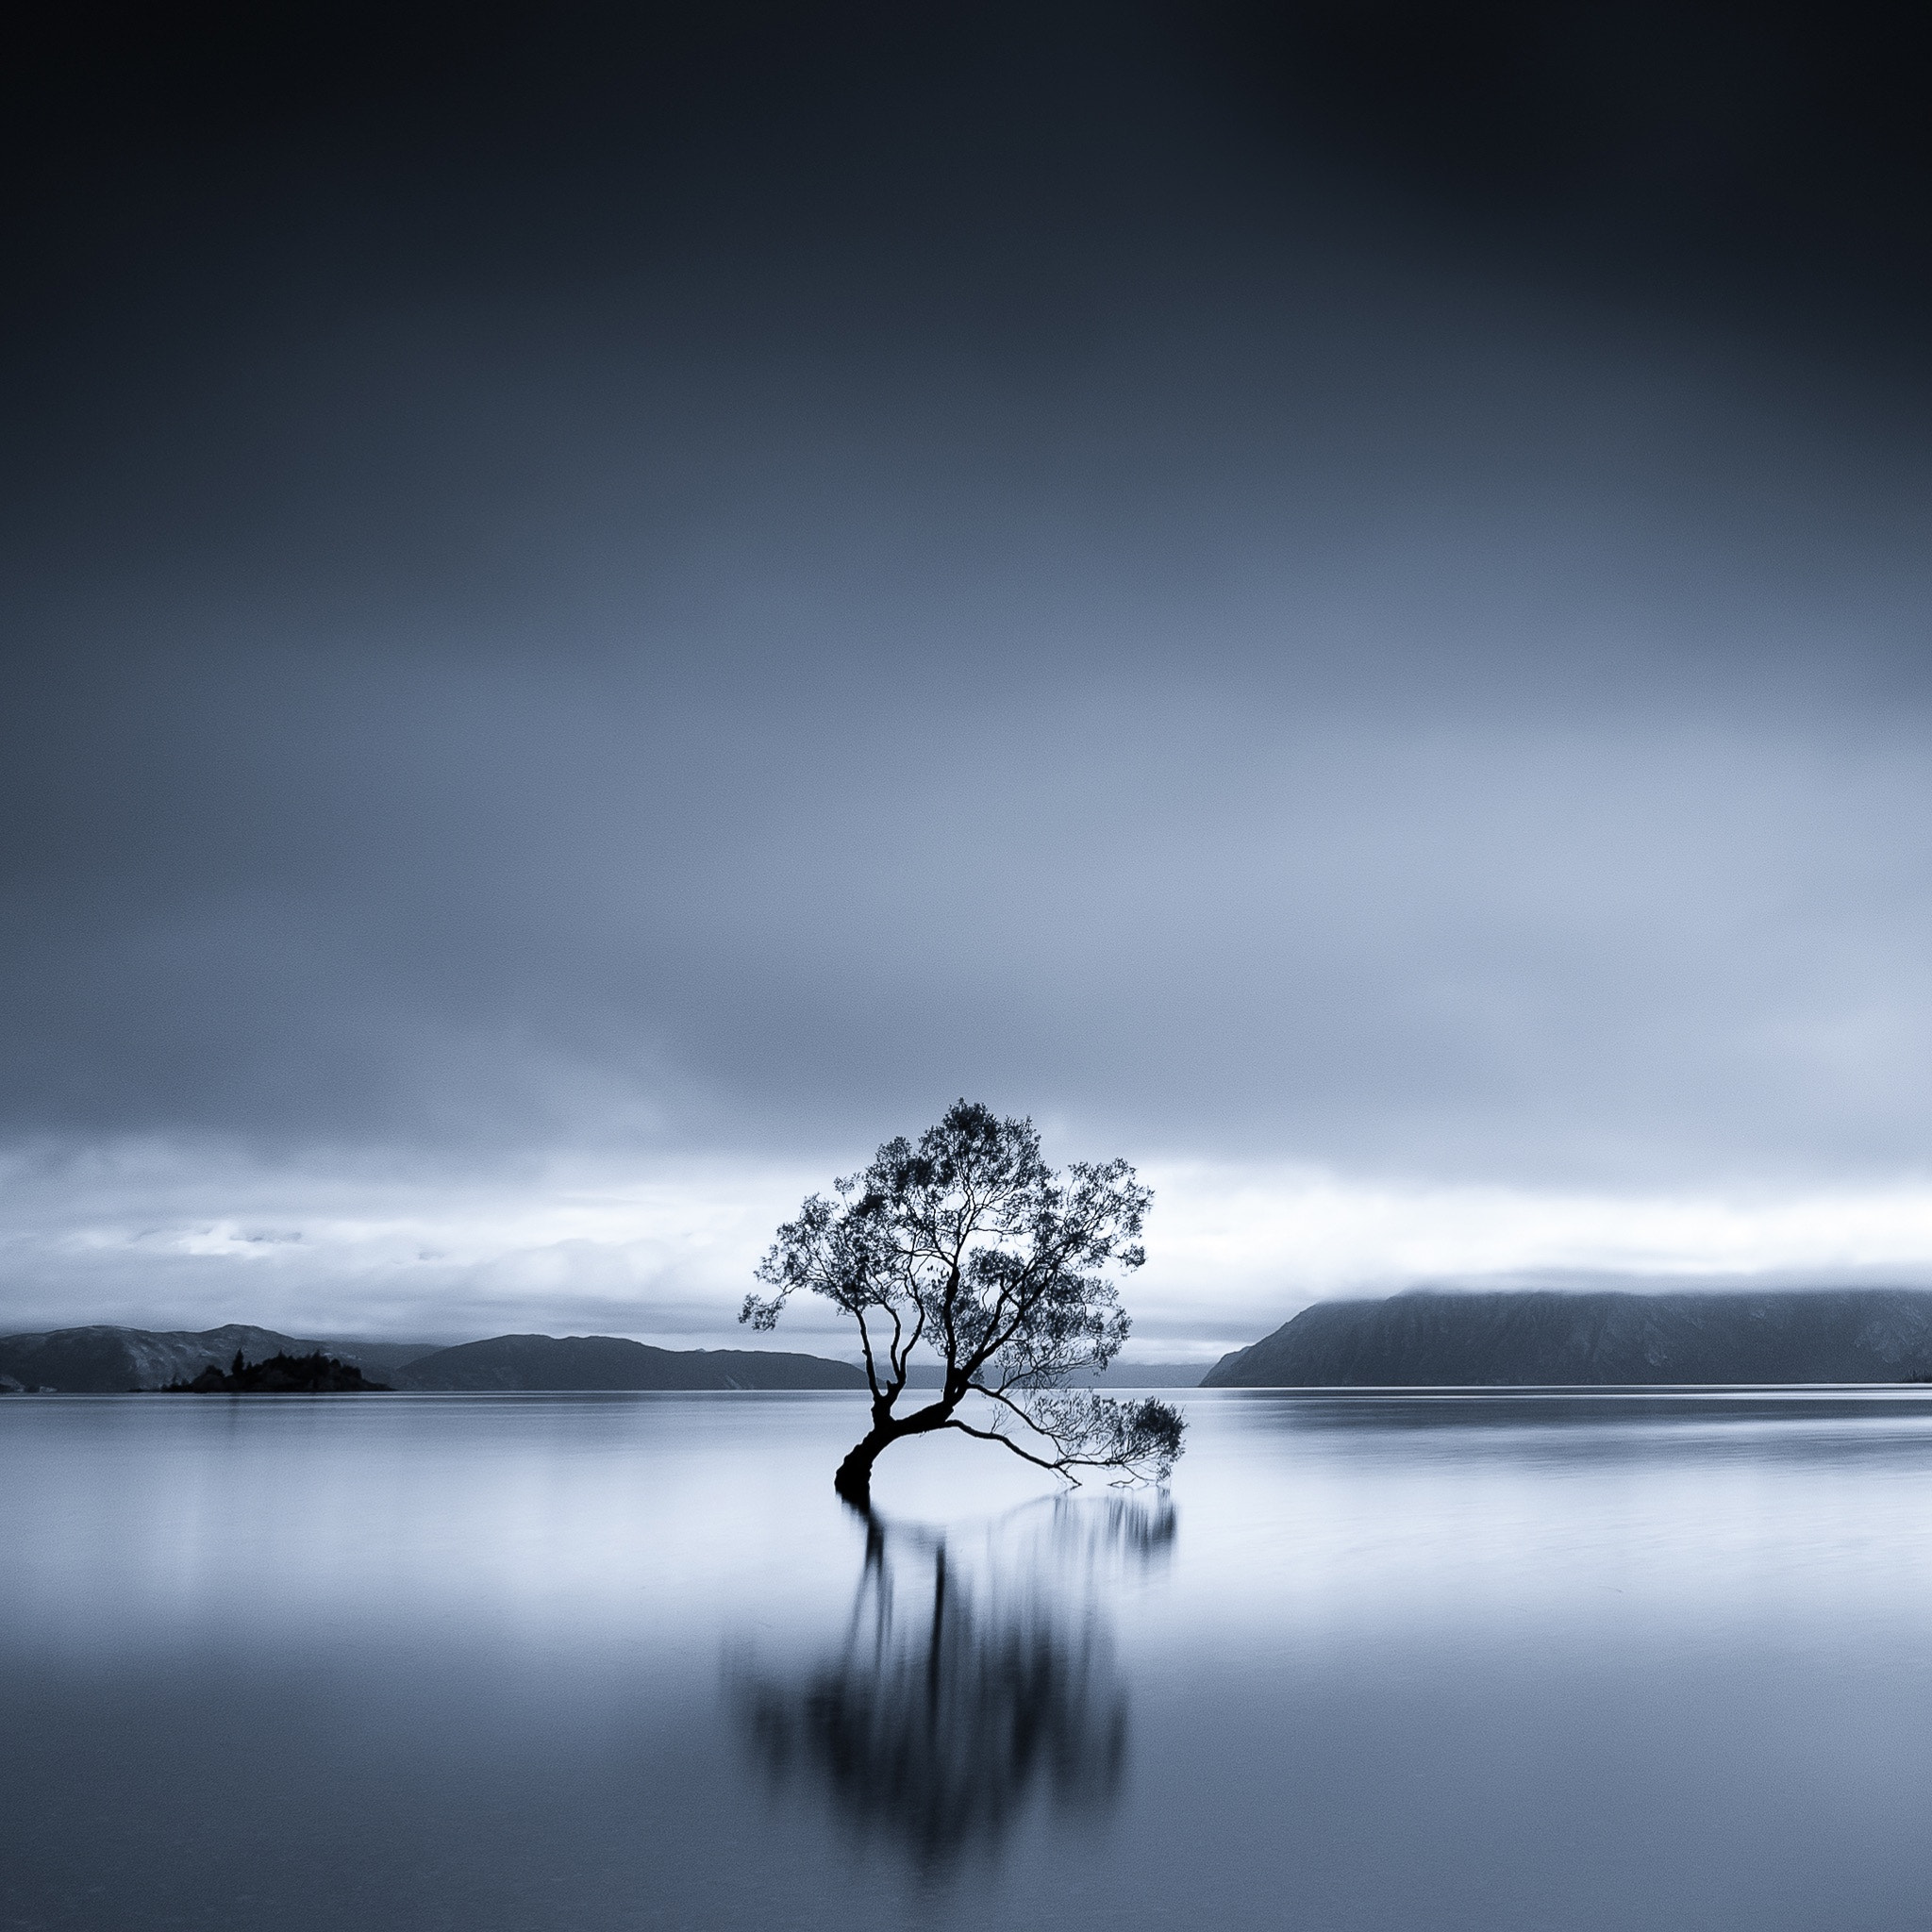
(741, 1100, 1185, 1507)
(163, 1350, 391, 1392)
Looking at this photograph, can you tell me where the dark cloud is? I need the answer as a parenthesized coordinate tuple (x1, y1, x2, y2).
(6, 2, 1932, 1201)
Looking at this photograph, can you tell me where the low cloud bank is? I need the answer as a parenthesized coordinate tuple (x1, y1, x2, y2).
(8, 1139, 1932, 1358)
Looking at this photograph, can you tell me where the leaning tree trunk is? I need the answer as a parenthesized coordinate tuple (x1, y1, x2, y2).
(833, 1402, 956, 1508)
(834, 1427, 893, 1507)
(830, 1422, 904, 1507)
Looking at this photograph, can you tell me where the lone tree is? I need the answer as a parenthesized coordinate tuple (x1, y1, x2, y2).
(741, 1100, 1186, 1507)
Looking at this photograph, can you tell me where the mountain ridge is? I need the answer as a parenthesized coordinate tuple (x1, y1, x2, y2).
(0, 1324, 427, 1393)
(0, 1324, 865, 1392)
(396, 1333, 866, 1391)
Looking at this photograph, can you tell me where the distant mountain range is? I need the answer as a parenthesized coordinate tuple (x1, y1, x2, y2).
(21, 1297, 1928, 1393)
(1203, 1289, 1932, 1387)
(397, 1333, 866, 1391)
(0, 1323, 1212, 1393)
(896, 1361, 1207, 1388)
(0, 1324, 864, 1392)
(0, 1324, 419, 1394)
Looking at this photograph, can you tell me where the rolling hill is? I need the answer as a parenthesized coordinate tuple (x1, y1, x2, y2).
(395, 1333, 867, 1391)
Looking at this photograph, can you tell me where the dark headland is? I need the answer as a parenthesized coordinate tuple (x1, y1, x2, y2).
(1203, 1288, 1932, 1387)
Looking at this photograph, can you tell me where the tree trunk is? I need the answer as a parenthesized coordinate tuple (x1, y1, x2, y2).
(834, 1428, 891, 1507)
(838, 1391, 974, 1507)
(835, 1396, 960, 1507)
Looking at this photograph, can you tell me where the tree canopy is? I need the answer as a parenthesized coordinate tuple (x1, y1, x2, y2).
(741, 1100, 1185, 1506)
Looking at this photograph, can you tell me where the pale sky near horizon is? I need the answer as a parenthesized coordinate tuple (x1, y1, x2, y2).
(7, 5, 1932, 1354)
(10, 1141, 1932, 1358)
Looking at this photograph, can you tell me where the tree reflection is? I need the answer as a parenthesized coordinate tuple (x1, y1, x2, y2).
(734, 1495, 1174, 1873)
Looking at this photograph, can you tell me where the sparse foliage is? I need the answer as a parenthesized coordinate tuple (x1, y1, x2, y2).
(741, 1100, 1185, 1505)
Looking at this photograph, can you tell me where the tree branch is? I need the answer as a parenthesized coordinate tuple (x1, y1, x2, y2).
(943, 1417, 1083, 1483)
(968, 1382, 1066, 1441)
(855, 1308, 882, 1402)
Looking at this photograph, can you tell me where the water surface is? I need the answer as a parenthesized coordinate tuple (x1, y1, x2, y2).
(7, 1388, 1932, 1929)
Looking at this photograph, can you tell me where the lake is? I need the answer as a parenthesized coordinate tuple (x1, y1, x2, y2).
(7, 1387, 1932, 1929)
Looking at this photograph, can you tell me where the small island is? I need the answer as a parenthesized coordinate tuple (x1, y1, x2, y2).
(164, 1350, 391, 1393)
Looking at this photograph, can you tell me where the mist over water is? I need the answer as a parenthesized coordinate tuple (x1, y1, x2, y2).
(8, 1390, 1932, 1930)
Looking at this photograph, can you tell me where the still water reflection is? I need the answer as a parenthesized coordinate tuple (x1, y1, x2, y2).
(736, 1495, 1170, 1870)
(7, 1388, 1932, 1930)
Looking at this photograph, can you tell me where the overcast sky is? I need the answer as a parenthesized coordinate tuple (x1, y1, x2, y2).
(6, 3, 1932, 1354)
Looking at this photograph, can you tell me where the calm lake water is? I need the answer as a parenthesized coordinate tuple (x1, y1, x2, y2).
(7, 1388, 1932, 1930)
